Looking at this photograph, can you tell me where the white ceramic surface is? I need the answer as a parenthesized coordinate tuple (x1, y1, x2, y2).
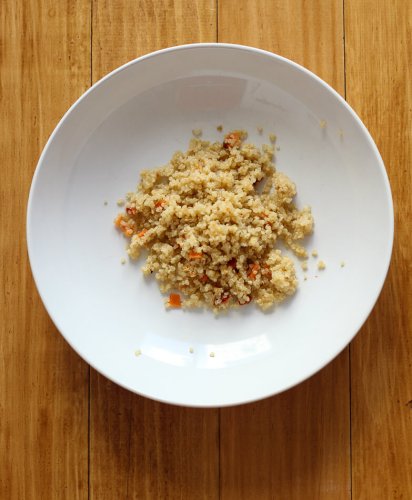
(27, 44, 393, 407)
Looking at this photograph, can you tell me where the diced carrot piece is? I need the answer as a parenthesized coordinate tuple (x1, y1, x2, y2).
(138, 228, 147, 238)
(188, 251, 203, 260)
(168, 293, 181, 308)
(223, 131, 241, 149)
(248, 263, 260, 280)
(126, 206, 137, 216)
(214, 292, 231, 306)
(155, 199, 167, 208)
(115, 215, 134, 237)
(221, 294, 230, 304)
(114, 215, 123, 227)
(262, 264, 272, 279)
(239, 296, 252, 306)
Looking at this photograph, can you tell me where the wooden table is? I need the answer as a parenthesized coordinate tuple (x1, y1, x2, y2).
(1, 1, 411, 498)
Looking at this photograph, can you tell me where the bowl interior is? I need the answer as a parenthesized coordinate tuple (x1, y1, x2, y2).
(27, 45, 393, 406)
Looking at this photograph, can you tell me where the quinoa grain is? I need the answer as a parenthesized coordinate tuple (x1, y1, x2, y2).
(115, 132, 314, 312)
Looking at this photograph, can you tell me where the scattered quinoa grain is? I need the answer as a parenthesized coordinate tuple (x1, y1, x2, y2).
(257, 126, 263, 134)
(304, 275, 308, 281)
(189, 347, 194, 354)
(269, 133, 277, 143)
(340, 261, 345, 268)
(104, 200, 108, 206)
(117, 198, 125, 207)
(192, 128, 202, 137)
(120, 257, 126, 265)
(318, 260, 326, 270)
(301, 261, 308, 271)
(311, 249, 318, 257)
(134, 349, 142, 357)
(216, 125, 223, 132)
(209, 352, 215, 358)
(319, 120, 327, 129)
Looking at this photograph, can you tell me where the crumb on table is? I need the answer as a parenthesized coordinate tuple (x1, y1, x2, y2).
(120, 257, 126, 265)
(104, 200, 108, 206)
(134, 349, 142, 357)
(216, 125, 223, 132)
(340, 261, 346, 268)
(117, 198, 125, 207)
(269, 133, 277, 143)
(209, 352, 215, 358)
(311, 249, 318, 257)
(301, 261, 308, 272)
(319, 120, 327, 129)
(257, 126, 263, 134)
(189, 347, 194, 354)
(318, 260, 326, 270)
(192, 128, 202, 137)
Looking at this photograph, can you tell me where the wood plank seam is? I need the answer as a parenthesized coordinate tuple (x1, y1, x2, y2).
(342, 3, 352, 498)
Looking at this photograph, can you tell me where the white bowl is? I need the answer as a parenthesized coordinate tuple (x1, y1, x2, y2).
(27, 44, 393, 407)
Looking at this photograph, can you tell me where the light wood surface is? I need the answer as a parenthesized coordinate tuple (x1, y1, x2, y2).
(346, 1, 412, 498)
(0, 1, 90, 499)
(1, 0, 411, 498)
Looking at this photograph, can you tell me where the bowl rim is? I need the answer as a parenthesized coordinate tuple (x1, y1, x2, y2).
(26, 43, 394, 407)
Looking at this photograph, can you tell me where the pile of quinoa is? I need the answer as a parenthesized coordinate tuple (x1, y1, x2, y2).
(115, 131, 313, 312)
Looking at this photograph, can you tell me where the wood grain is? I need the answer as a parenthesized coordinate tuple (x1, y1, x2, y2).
(90, 2, 219, 499)
(218, 0, 345, 94)
(0, 1, 90, 499)
(218, 1, 350, 498)
(92, 0, 216, 81)
(346, 1, 412, 498)
(3, 0, 412, 497)
(90, 377, 219, 499)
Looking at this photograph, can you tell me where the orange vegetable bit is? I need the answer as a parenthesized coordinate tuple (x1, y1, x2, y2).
(115, 215, 134, 237)
(214, 292, 231, 306)
(155, 199, 167, 208)
(248, 263, 260, 280)
(262, 263, 272, 279)
(168, 293, 182, 308)
(239, 295, 252, 306)
(200, 274, 209, 283)
(137, 228, 148, 238)
(223, 131, 241, 149)
(126, 206, 137, 216)
(114, 215, 123, 228)
(188, 251, 203, 260)
(221, 293, 230, 304)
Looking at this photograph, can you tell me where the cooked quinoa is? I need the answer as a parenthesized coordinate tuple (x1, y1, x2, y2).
(114, 130, 314, 312)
